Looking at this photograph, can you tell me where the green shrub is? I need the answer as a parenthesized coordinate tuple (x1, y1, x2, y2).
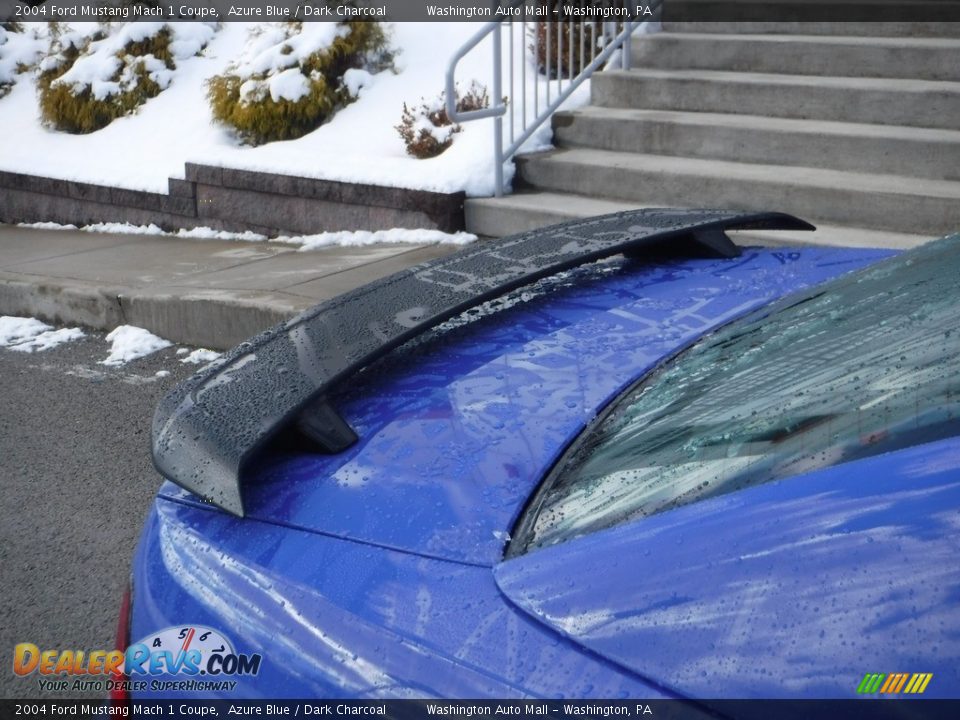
(207, 21, 393, 146)
(38, 23, 214, 134)
(395, 82, 491, 159)
(39, 64, 164, 134)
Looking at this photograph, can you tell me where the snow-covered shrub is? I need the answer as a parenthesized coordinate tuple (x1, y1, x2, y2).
(395, 82, 491, 159)
(529, 3, 629, 79)
(206, 21, 392, 146)
(0, 23, 46, 99)
(0, 25, 15, 97)
(38, 22, 216, 133)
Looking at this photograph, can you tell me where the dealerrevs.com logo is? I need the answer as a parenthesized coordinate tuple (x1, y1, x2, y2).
(13, 625, 262, 693)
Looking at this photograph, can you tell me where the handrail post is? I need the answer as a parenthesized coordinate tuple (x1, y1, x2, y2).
(445, 1, 663, 199)
(493, 24, 504, 197)
(623, 24, 632, 70)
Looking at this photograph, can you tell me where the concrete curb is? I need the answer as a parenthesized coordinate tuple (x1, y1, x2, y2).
(0, 276, 125, 331)
(0, 275, 296, 350)
(0, 227, 460, 350)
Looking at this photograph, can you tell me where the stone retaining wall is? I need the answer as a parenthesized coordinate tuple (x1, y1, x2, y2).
(0, 165, 465, 236)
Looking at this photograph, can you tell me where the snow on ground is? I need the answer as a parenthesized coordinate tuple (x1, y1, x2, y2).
(0, 316, 50, 346)
(101, 325, 172, 366)
(171, 226, 267, 242)
(19, 221, 269, 241)
(0, 315, 85, 352)
(83, 222, 167, 235)
(0, 24, 46, 93)
(230, 22, 345, 104)
(0, 21, 650, 197)
(179, 348, 221, 365)
(1, 315, 221, 371)
(17, 221, 477, 249)
(276, 228, 477, 250)
(9, 327, 86, 353)
(46, 22, 216, 101)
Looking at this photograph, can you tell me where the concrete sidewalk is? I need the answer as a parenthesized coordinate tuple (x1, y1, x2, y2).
(0, 226, 458, 350)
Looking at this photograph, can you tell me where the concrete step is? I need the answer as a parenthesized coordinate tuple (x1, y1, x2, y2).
(592, 69, 960, 130)
(466, 193, 646, 237)
(552, 107, 960, 181)
(661, 22, 960, 37)
(465, 192, 934, 249)
(632, 33, 960, 81)
(515, 149, 960, 236)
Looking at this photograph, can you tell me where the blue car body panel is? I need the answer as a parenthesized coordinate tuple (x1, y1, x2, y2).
(131, 499, 674, 698)
(156, 248, 891, 567)
(495, 436, 960, 699)
(133, 244, 927, 698)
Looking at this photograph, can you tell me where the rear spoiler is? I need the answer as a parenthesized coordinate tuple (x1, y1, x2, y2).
(152, 209, 813, 516)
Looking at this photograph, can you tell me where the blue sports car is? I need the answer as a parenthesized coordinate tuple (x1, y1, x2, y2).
(122, 209, 960, 701)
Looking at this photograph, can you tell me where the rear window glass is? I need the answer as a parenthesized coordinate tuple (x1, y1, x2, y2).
(513, 236, 960, 555)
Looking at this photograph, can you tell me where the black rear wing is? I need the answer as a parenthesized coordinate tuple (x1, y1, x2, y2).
(152, 209, 813, 516)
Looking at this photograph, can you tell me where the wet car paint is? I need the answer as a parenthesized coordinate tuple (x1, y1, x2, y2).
(151, 210, 812, 517)
(132, 499, 676, 698)
(496, 436, 960, 698)
(131, 245, 905, 698)
(157, 247, 893, 567)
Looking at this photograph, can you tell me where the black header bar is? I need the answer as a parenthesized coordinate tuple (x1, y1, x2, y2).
(4, 0, 960, 23)
(2, 699, 960, 720)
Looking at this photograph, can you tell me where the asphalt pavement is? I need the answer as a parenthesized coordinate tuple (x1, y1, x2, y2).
(0, 224, 462, 700)
(0, 329, 201, 699)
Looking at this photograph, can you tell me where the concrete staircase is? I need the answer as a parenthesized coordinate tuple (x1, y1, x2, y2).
(466, 22, 960, 248)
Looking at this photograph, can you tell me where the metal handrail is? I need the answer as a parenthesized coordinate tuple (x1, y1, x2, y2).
(446, 1, 663, 197)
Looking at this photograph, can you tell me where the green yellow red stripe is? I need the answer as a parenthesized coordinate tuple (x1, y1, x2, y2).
(857, 672, 932, 694)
